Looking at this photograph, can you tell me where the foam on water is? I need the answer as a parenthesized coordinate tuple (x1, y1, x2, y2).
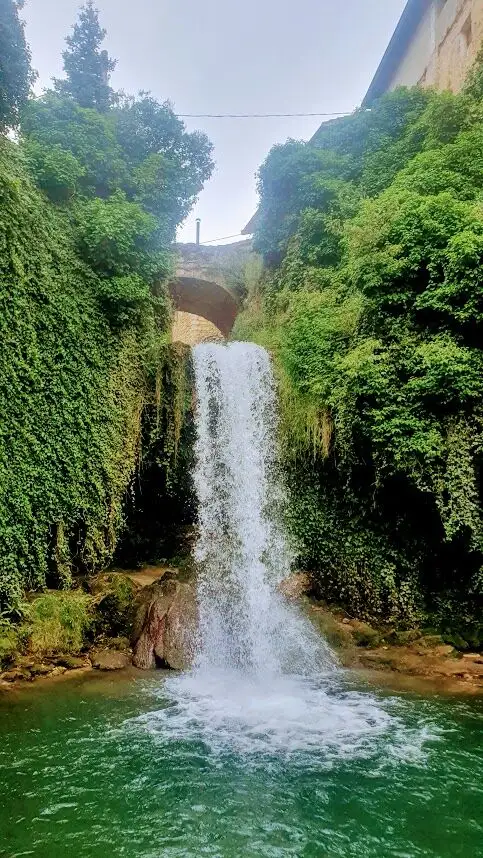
(130, 343, 438, 763)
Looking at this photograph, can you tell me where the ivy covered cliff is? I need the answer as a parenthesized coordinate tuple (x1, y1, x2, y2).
(0, 1, 212, 616)
(234, 64, 483, 641)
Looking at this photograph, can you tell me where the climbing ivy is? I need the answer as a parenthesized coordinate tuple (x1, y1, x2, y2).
(0, 139, 158, 614)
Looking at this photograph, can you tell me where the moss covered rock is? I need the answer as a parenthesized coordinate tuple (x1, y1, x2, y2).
(90, 573, 137, 639)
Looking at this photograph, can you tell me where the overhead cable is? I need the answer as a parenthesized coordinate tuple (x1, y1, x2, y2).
(176, 111, 355, 119)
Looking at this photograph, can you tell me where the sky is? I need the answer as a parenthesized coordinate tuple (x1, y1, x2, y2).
(23, 0, 407, 244)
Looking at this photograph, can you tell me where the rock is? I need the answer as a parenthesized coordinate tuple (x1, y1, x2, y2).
(433, 645, 455, 658)
(1, 668, 31, 682)
(132, 574, 198, 670)
(91, 649, 131, 671)
(90, 572, 138, 639)
(462, 653, 483, 663)
(102, 636, 131, 652)
(387, 629, 421, 646)
(419, 634, 444, 648)
(50, 666, 67, 676)
(54, 655, 87, 670)
(304, 605, 354, 651)
(30, 663, 52, 676)
(163, 584, 198, 670)
(349, 620, 381, 648)
(278, 572, 311, 600)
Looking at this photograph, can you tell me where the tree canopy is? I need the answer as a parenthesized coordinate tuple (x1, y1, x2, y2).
(55, 0, 116, 111)
(0, 0, 35, 129)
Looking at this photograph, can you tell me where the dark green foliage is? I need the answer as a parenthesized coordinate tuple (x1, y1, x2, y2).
(116, 345, 197, 566)
(0, 0, 35, 130)
(114, 94, 215, 241)
(55, 0, 116, 112)
(23, 92, 127, 198)
(245, 79, 483, 625)
(24, 140, 85, 202)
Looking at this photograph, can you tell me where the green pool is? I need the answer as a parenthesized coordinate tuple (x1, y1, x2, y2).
(0, 668, 482, 858)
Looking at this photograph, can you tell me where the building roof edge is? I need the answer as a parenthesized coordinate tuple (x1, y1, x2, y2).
(362, 0, 431, 107)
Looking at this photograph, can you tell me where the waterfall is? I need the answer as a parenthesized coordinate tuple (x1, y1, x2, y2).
(191, 342, 333, 677)
(138, 342, 415, 761)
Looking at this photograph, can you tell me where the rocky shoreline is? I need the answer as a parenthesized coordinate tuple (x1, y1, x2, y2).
(1, 568, 482, 695)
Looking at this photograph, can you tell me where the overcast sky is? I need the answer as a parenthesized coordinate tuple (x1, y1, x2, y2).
(23, 0, 406, 244)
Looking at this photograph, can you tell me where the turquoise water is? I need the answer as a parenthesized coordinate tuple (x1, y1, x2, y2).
(0, 670, 482, 858)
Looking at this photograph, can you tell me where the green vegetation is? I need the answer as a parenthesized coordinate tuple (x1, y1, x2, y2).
(235, 68, 483, 636)
(55, 0, 116, 111)
(26, 592, 94, 656)
(0, 0, 35, 130)
(0, 3, 213, 620)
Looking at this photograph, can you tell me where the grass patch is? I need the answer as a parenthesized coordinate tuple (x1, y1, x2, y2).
(26, 592, 94, 656)
(0, 622, 20, 668)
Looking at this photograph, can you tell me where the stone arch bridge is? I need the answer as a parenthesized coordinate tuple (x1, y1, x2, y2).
(169, 242, 250, 345)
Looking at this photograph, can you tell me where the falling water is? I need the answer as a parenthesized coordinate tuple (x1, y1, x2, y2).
(191, 341, 333, 677)
(132, 342, 437, 762)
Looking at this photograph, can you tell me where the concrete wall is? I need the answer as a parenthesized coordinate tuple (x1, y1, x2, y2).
(388, 0, 483, 93)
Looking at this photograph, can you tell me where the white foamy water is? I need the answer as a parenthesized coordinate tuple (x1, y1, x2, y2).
(130, 343, 438, 762)
(191, 342, 333, 677)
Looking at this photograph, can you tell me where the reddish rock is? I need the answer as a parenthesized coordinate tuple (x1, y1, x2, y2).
(132, 575, 198, 670)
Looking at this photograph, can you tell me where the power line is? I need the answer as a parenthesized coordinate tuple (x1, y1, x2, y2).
(176, 111, 355, 119)
(202, 232, 247, 244)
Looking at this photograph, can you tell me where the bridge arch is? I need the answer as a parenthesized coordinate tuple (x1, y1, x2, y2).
(169, 243, 249, 345)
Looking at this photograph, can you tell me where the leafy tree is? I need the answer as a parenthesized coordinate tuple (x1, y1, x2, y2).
(0, 0, 35, 130)
(115, 94, 214, 239)
(23, 90, 214, 242)
(240, 75, 483, 629)
(55, 1, 116, 112)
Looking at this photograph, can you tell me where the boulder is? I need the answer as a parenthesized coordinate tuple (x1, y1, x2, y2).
(53, 654, 87, 669)
(29, 663, 52, 676)
(1, 668, 32, 682)
(91, 649, 131, 671)
(348, 620, 381, 648)
(90, 573, 138, 639)
(132, 574, 198, 670)
(279, 572, 311, 600)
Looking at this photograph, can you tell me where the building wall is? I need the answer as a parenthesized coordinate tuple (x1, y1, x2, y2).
(171, 310, 225, 347)
(389, 2, 436, 88)
(388, 0, 483, 93)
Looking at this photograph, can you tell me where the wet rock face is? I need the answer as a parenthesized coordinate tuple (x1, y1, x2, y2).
(132, 574, 198, 671)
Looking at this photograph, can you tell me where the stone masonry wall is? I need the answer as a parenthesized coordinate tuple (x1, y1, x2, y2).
(171, 310, 225, 346)
(389, 0, 483, 94)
